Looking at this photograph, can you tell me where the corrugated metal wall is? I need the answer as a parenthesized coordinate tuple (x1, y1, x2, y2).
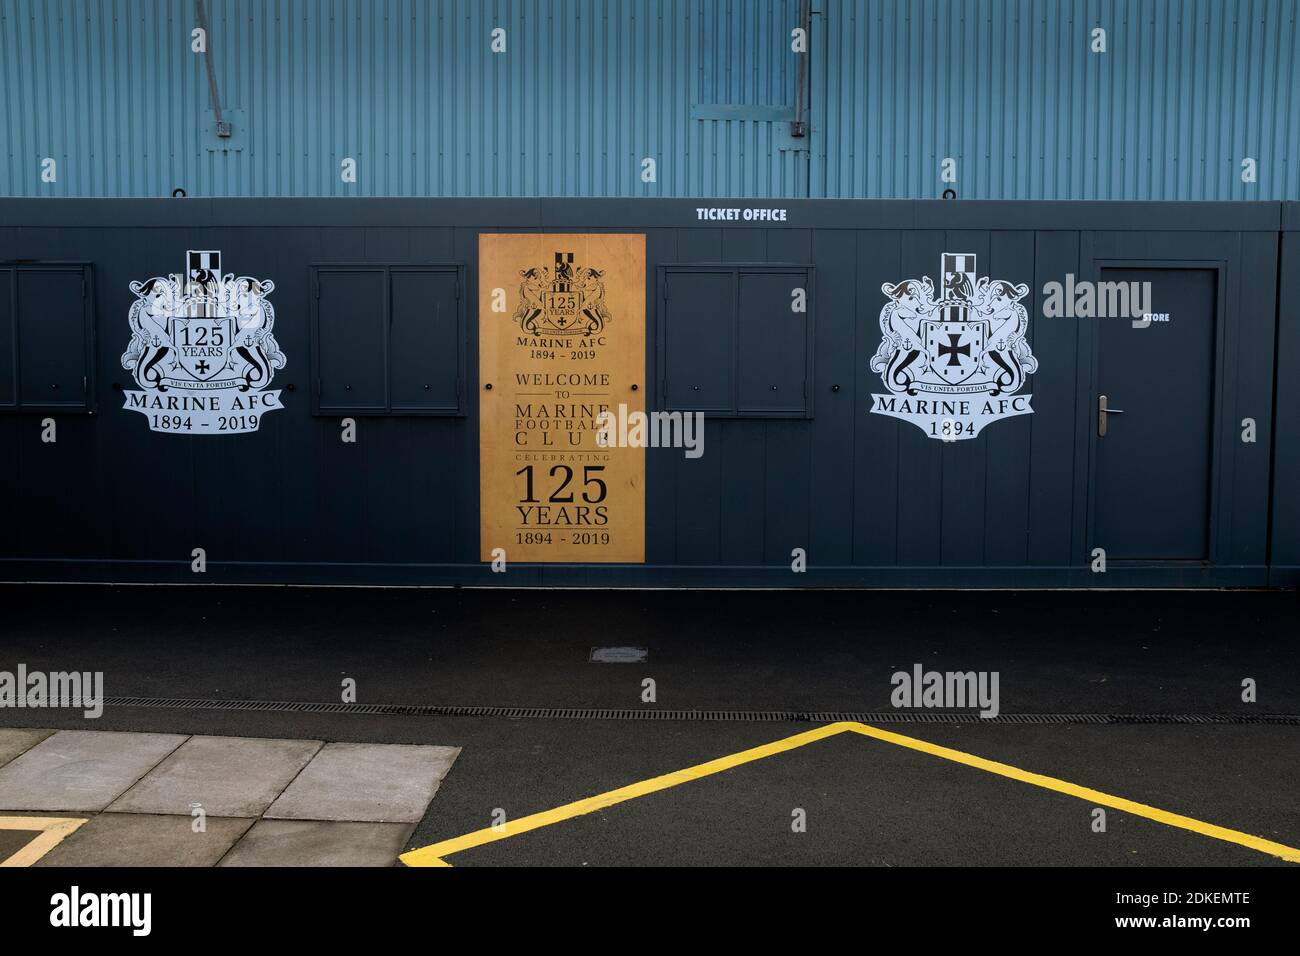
(1, 0, 1296, 199)
(817, 0, 1300, 200)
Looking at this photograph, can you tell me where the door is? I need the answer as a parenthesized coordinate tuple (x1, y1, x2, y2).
(390, 269, 461, 412)
(662, 270, 733, 412)
(737, 270, 809, 415)
(1092, 267, 1218, 560)
(314, 269, 386, 412)
(17, 267, 89, 408)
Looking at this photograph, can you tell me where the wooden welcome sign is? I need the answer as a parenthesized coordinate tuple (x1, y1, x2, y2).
(479, 233, 646, 564)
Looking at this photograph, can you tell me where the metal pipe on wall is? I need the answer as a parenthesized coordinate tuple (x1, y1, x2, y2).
(792, 0, 812, 138)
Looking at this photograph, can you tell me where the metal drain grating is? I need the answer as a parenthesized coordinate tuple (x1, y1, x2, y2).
(589, 646, 649, 663)
(100, 696, 1300, 725)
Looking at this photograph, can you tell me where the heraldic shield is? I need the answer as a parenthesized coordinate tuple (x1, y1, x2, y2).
(514, 250, 613, 336)
(168, 316, 234, 381)
(922, 314, 986, 386)
(543, 288, 583, 331)
(120, 250, 287, 435)
(869, 252, 1038, 441)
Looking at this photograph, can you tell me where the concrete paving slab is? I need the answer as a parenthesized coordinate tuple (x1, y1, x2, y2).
(265, 742, 459, 823)
(108, 735, 322, 817)
(35, 812, 253, 867)
(0, 730, 187, 812)
(218, 819, 415, 867)
(0, 728, 55, 769)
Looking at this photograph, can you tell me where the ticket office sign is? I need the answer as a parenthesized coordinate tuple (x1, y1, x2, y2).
(479, 233, 646, 563)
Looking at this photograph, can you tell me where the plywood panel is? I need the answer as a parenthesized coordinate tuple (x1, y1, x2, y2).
(479, 234, 645, 563)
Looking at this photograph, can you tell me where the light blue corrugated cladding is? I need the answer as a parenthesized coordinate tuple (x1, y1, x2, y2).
(817, 0, 1300, 199)
(1, 0, 1296, 198)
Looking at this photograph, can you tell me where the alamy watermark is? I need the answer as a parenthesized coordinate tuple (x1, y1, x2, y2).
(0, 664, 104, 718)
(1042, 274, 1166, 327)
(50, 886, 151, 936)
(891, 664, 1000, 718)
(595, 404, 705, 459)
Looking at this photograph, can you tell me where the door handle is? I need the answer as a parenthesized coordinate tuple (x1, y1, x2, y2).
(1098, 394, 1126, 436)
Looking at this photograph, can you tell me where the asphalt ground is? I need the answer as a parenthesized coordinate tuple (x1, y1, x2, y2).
(1, 584, 1298, 868)
(2, 585, 1296, 713)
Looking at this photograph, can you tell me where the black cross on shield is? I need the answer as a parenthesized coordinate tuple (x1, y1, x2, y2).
(923, 318, 986, 384)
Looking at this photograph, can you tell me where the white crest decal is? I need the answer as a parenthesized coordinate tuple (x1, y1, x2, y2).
(869, 253, 1037, 440)
(121, 250, 286, 435)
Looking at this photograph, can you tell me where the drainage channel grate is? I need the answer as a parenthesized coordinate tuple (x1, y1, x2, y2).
(101, 697, 1300, 725)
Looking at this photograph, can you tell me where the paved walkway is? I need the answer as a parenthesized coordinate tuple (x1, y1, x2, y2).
(0, 728, 458, 866)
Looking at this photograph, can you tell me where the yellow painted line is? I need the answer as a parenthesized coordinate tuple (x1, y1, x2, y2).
(400, 722, 850, 867)
(0, 815, 89, 867)
(843, 722, 1300, 864)
(402, 720, 1300, 867)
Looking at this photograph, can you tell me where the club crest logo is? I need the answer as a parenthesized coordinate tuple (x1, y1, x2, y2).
(869, 253, 1038, 441)
(121, 250, 286, 435)
(513, 251, 612, 338)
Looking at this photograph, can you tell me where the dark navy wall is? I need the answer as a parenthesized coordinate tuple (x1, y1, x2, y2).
(1273, 203, 1300, 585)
(0, 198, 1289, 587)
